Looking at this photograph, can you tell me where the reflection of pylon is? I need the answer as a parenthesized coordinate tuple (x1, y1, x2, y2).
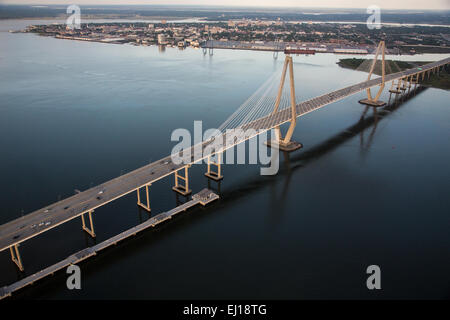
(268, 151, 292, 225)
(359, 106, 379, 158)
(359, 41, 386, 107)
(273, 41, 279, 59)
(265, 55, 302, 152)
(208, 32, 213, 56)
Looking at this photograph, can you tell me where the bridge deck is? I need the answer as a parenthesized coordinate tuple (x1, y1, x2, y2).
(0, 57, 448, 253)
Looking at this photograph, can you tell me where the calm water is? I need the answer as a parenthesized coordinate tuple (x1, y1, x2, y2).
(0, 20, 449, 299)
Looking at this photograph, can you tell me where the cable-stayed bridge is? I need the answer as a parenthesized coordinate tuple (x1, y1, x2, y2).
(0, 42, 449, 297)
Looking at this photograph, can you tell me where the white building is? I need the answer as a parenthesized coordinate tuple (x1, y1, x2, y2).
(157, 34, 168, 45)
(333, 48, 368, 54)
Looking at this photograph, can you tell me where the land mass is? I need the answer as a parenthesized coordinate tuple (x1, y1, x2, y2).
(19, 20, 450, 55)
(1, 5, 450, 26)
(338, 58, 450, 90)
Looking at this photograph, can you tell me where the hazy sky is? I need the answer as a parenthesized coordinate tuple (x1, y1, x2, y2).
(1, 1, 449, 10)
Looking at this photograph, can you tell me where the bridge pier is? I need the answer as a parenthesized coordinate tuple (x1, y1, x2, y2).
(389, 79, 402, 95)
(412, 74, 419, 89)
(173, 166, 192, 196)
(205, 153, 223, 181)
(81, 210, 96, 238)
(400, 76, 408, 91)
(266, 128, 303, 152)
(137, 184, 151, 212)
(388, 80, 400, 104)
(10, 244, 24, 272)
(358, 99, 386, 107)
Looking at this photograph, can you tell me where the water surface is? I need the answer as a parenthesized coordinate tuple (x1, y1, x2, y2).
(0, 20, 449, 299)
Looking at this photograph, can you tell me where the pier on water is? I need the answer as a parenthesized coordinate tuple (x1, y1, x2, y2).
(0, 189, 218, 299)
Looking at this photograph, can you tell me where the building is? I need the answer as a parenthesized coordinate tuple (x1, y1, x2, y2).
(333, 48, 368, 54)
(157, 34, 168, 45)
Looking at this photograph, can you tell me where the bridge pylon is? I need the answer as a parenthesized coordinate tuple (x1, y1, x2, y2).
(359, 41, 387, 107)
(265, 55, 302, 152)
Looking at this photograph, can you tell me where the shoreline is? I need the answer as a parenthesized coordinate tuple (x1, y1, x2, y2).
(0, 16, 207, 22)
(0, 16, 449, 27)
(338, 58, 450, 90)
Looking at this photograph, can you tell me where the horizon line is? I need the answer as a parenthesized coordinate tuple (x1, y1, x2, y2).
(1, 3, 449, 11)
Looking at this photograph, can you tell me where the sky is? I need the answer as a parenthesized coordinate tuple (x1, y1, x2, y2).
(0, 0, 449, 10)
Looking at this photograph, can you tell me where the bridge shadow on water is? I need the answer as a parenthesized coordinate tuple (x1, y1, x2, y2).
(216, 84, 429, 224)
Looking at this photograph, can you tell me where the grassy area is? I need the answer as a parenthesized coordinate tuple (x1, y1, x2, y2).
(338, 58, 449, 90)
(399, 46, 450, 54)
(337, 58, 427, 74)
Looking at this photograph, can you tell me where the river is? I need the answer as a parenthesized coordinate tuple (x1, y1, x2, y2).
(0, 19, 449, 299)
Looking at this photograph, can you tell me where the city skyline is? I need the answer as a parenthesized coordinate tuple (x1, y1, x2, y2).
(1, 0, 449, 10)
